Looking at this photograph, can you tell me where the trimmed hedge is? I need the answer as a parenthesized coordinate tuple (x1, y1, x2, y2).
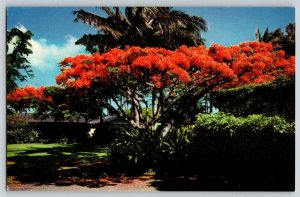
(211, 76, 295, 120)
(157, 113, 295, 190)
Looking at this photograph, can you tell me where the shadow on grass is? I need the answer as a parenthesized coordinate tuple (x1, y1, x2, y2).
(7, 144, 149, 188)
(7, 143, 294, 191)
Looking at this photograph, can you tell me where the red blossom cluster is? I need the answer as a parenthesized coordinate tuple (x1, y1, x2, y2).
(8, 41, 295, 104)
(54, 42, 294, 89)
(207, 41, 295, 86)
(7, 85, 52, 106)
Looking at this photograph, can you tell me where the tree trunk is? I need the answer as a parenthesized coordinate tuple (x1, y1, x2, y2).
(131, 91, 140, 126)
(209, 94, 213, 113)
(99, 107, 103, 123)
(152, 90, 157, 119)
(159, 88, 164, 124)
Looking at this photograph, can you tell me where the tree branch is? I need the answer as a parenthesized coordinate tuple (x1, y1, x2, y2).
(110, 94, 128, 120)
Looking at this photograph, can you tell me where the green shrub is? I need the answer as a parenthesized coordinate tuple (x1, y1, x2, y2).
(156, 113, 294, 187)
(195, 113, 294, 134)
(109, 128, 159, 173)
(108, 112, 294, 189)
(7, 126, 40, 144)
(156, 125, 196, 174)
(7, 114, 41, 144)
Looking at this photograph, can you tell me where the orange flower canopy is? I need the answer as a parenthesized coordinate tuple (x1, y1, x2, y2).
(8, 41, 295, 104)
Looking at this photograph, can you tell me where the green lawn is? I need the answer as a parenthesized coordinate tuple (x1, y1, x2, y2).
(7, 143, 108, 159)
(7, 143, 110, 185)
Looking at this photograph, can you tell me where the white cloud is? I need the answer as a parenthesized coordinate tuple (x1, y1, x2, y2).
(9, 23, 85, 71)
(15, 23, 28, 33)
(8, 23, 87, 86)
(28, 34, 85, 71)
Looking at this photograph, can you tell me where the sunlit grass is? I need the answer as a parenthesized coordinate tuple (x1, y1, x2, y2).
(27, 152, 52, 157)
(7, 143, 72, 158)
(7, 143, 110, 186)
(7, 143, 108, 159)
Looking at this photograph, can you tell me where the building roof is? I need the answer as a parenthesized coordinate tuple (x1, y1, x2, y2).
(89, 115, 126, 125)
(21, 113, 126, 124)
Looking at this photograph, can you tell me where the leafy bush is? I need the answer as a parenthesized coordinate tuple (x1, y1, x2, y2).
(155, 125, 195, 174)
(108, 112, 294, 189)
(7, 126, 40, 144)
(194, 113, 294, 134)
(113, 130, 157, 167)
(156, 113, 294, 189)
(109, 127, 159, 173)
(7, 114, 40, 144)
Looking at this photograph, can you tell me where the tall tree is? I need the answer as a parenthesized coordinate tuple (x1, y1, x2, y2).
(7, 28, 34, 93)
(255, 23, 295, 56)
(8, 42, 295, 137)
(73, 7, 208, 122)
(73, 7, 208, 53)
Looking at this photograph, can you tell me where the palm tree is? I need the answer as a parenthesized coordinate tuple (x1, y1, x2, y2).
(73, 7, 208, 53)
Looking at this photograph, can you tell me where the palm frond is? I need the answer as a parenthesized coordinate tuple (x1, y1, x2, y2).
(172, 30, 203, 46)
(73, 9, 122, 39)
(76, 34, 118, 53)
(74, 7, 207, 52)
(192, 16, 208, 32)
(152, 10, 207, 36)
(114, 7, 125, 21)
(99, 7, 115, 17)
(125, 7, 137, 24)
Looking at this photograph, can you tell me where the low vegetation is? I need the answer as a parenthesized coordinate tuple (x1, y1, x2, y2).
(110, 113, 294, 190)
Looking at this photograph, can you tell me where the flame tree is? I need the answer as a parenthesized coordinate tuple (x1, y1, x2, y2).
(8, 41, 295, 135)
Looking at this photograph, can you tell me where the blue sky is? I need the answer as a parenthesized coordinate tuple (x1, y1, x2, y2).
(7, 7, 295, 87)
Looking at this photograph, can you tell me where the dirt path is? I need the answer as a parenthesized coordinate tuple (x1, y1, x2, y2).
(7, 175, 158, 192)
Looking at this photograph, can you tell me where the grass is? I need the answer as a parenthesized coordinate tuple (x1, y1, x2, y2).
(7, 143, 70, 157)
(7, 143, 157, 190)
(7, 143, 108, 159)
(7, 143, 111, 186)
